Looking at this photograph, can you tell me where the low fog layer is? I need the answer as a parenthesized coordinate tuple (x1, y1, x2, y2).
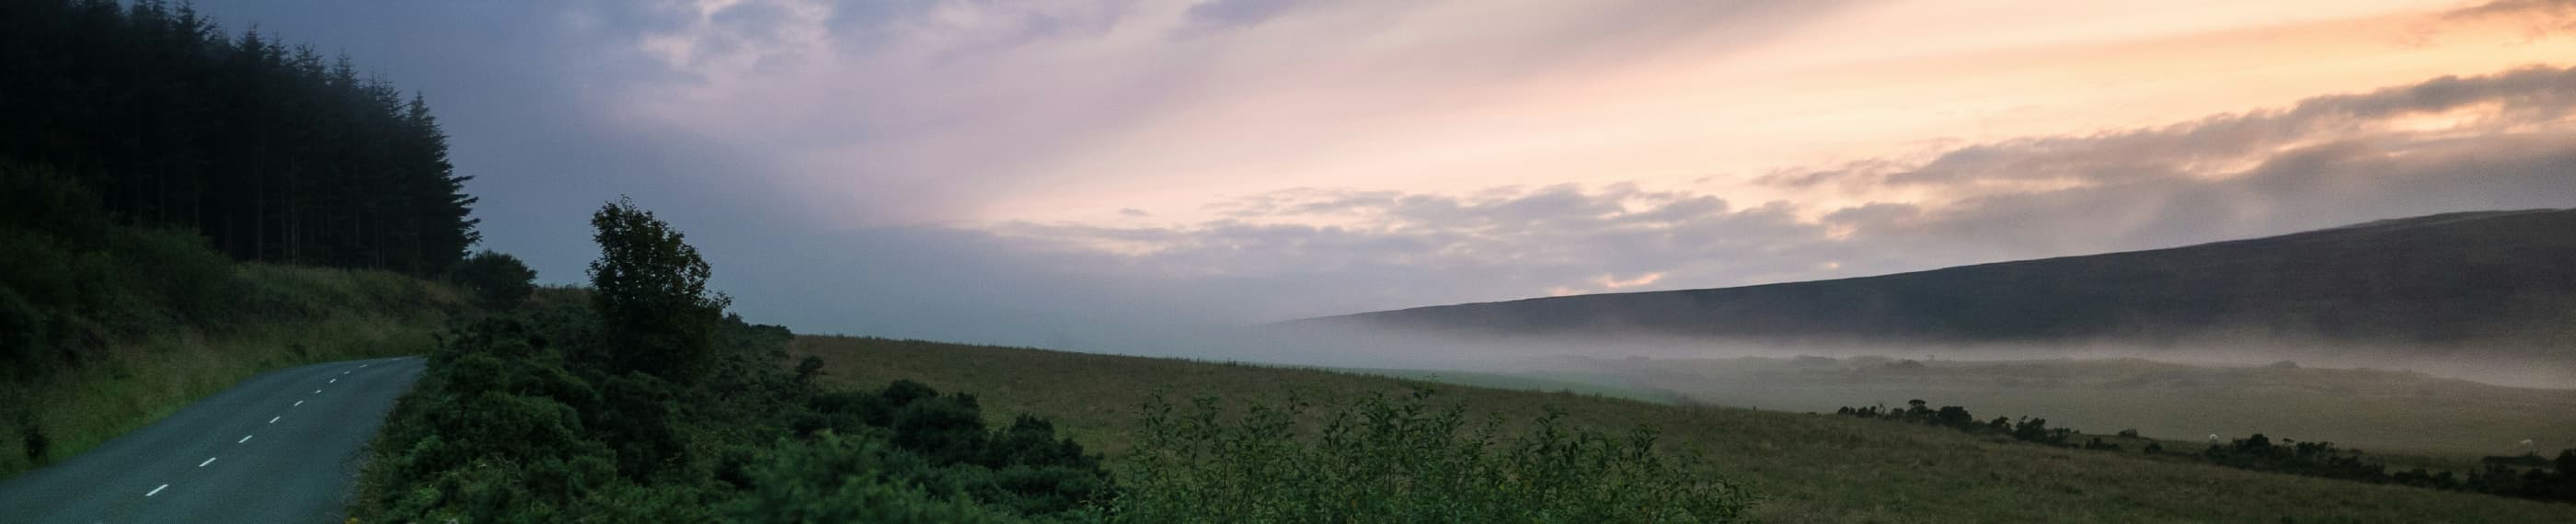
(1211, 323, 2576, 390)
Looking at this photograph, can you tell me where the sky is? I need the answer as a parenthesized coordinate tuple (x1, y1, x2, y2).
(187, 0, 2576, 358)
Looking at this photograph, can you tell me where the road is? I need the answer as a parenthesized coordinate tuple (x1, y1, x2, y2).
(0, 357, 425, 524)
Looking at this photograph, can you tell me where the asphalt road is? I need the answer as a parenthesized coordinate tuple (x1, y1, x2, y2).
(0, 357, 425, 524)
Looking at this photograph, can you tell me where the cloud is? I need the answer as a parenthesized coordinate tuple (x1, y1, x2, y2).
(974, 64, 2576, 325)
(2446, 0, 2576, 27)
(1181, 0, 1304, 30)
(172, 1, 2576, 364)
(595, 0, 1856, 224)
(1767, 65, 2576, 193)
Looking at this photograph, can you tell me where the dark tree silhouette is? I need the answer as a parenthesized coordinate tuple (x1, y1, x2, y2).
(0, 0, 478, 275)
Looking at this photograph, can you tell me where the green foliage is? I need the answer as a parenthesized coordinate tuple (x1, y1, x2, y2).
(0, 163, 241, 378)
(586, 198, 730, 382)
(1114, 389, 1754, 523)
(12, 410, 42, 465)
(449, 250, 538, 309)
(355, 200, 1112, 521)
(723, 432, 1030, 524)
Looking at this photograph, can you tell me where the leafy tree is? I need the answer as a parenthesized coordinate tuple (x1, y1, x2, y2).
(585, 198, 729, 382)
(448, 250, 536, 309)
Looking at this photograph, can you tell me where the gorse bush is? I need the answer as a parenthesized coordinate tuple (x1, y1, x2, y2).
(1115, 389, 1755, 523)
(722, 432, 1029, 523)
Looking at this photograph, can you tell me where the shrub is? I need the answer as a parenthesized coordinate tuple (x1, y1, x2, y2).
(449, 250, 538, 309)
(1115, 389, 1754, 523)
(723, 433, 1027, 523)
(15, 412, 43, 464)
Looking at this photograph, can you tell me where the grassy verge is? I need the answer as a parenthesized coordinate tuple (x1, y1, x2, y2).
(0, 265, 459, 477)
(794, 336, 2576, 523)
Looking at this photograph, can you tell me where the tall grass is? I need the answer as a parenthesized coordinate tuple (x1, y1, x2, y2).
(1114, 389, 1753, 522)
(0, 265, 458, 477)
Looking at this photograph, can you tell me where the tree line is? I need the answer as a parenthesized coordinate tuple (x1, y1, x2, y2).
(0, 0, 477, 275)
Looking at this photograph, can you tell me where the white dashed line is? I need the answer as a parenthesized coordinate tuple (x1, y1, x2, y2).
(268, 416, 280, 424)
(199, 457, 216, 467)
(293, 401, 303, 406)
(145, 484, 168, 496)
(313, 390, 322, 393)
(328, 378, 336, 383)
(237, 435, 252, 444)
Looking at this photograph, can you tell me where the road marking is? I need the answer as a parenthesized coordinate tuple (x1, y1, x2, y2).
(359, 364, 368, 368)
(145, 484, 168, 496)
(328, 378, 336, 383)
(268, 416, 280, 424)
(237, 435, 252, 443)
(199, 457, 216, 467)
(313, 390, 322, 393)
(293, 401, 303, 406)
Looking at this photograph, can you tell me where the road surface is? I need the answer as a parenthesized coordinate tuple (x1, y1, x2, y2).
(0, 357, 424, 524)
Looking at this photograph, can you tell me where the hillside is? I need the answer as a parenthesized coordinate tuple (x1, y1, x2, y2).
(792, 336, 2576, 523)
(1293, 209, 2576, 353)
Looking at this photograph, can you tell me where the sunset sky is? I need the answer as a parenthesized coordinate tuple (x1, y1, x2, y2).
(194, 0, 2576, 354)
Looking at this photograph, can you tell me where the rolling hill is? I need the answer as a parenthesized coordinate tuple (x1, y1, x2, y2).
(792, 336, 2576, 523)
(1291, 209, 2576, 355)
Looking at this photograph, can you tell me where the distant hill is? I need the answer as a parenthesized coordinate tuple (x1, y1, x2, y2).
(1292, 209, 2576, 352)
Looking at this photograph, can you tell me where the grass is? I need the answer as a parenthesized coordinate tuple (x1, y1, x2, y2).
(1554, 356, 2576, 459)
(0, 264, 458, 477)
(1327, 367, 1690, 404)
(794, 336, 2576, 523)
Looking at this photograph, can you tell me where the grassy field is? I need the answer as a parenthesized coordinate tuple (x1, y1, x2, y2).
(1326, 367, 1692, 404)
(1527, 356, 2576, 460)
(0, 265, 459, 477)
(795, 336, 2576, 523)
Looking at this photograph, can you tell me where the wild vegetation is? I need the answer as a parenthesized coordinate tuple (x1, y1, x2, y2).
(797, 336, 2576, 523)
(0, 165, 463, 477)
(1835, 399, 2576, 504)
(1118, 390, 1751, 522)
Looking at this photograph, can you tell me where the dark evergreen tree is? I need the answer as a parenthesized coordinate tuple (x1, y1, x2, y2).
(0, 0, 477, 275)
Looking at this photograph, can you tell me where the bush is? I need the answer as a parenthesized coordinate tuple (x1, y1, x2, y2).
(449, 250, 538, 309)
(15, 412, 43, 464)
(1115, 389, 1754, 523)
(724, 433, 1027, 523)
